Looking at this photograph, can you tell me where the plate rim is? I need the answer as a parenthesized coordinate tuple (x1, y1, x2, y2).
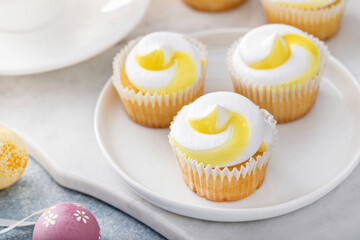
(0, 0, 150, 76)
(94, 28, 360, 222)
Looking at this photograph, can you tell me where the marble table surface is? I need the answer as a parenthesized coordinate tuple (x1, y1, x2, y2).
(1, 0, 360, 239)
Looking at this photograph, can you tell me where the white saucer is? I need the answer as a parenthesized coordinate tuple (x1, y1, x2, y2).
(0, 0, 149, 75)
(94, 29, 360, 222)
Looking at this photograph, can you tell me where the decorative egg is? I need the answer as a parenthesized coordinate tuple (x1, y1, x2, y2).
(0, 127, 28, 189)
(33, 202, 101, 240)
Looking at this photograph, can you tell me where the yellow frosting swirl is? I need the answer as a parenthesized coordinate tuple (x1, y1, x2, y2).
(249, 33, 320, 86)
(124, 32, 203, 95)
(134, 49, 197, 94)
(173, 106, 266, 166)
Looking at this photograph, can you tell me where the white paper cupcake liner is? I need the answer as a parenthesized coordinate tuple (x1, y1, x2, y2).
(261, 0, 347, 40)
(112, 34, 208, 127)
(227, 32, 330, 123)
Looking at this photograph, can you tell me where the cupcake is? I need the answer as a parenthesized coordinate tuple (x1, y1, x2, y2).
(261, 0, 347, 40)
(182, 0, 246, 12)
(228, 24, 329, 123)
(113, 32, 207, 128)
(169, 92, 276, 201)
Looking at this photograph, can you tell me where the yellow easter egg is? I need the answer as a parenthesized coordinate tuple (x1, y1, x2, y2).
(0, 127, 28, 189)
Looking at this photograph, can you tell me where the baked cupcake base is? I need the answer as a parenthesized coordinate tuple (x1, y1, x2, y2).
(170, 109, 276, 202)
(113, 36, 207, 128)
(182, 0, 246, 12)
(228, 33, 329, 123)
(174, 152, 269, 201)
(261, 0, 347, 40)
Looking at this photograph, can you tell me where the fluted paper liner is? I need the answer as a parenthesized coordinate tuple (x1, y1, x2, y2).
(261, 0, 347, 40)
(182, 0, 245, 12)
(112, 35, 208, 128)
(169, 109, 277, 202)
(227, 33, 329, 123)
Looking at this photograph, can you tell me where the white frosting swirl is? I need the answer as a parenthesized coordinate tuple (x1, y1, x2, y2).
(231, 24, 318, 86)
(125, 32, 202, 91)
(170, 92, 272, 167)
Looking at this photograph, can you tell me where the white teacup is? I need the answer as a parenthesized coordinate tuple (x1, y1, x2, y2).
(0, 0, 64, 32)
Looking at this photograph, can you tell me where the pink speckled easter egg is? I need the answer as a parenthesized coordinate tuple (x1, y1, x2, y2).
(33, 202, 101, 240)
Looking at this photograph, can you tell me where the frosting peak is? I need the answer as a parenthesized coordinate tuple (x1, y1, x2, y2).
(188, 105, 233, 135)
(249, 33, 290, 69)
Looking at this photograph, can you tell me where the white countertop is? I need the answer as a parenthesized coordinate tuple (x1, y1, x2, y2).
(1, 0, 360, 239)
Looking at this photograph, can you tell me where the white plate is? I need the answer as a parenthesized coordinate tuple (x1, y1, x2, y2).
(0, 0, 149, 75)
(94, 29, 360, 222)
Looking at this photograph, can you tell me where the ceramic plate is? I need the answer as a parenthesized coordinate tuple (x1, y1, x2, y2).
(0, 0, 149, 75)
(94, 29, 360, 222)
